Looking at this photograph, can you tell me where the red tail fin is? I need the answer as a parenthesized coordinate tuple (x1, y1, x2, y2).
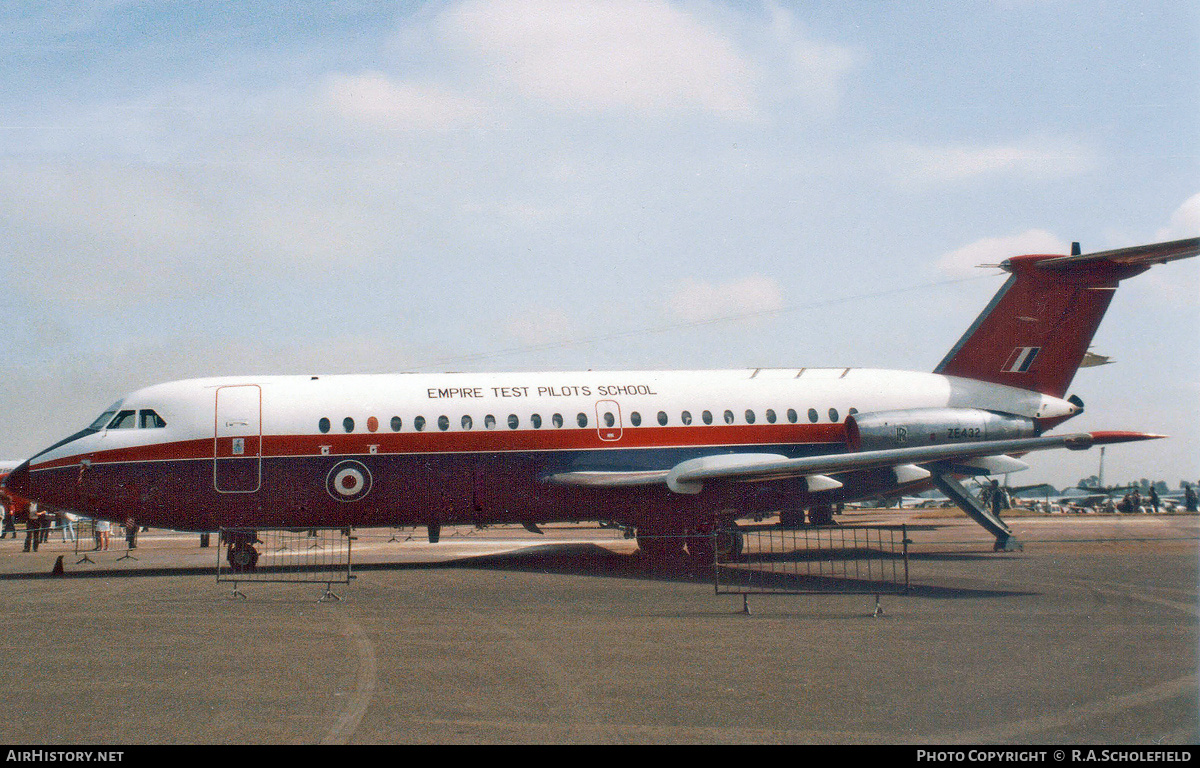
(935, 237, 1199, 397)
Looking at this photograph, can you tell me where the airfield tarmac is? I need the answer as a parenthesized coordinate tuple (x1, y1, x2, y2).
(0, 509, 1195, 745)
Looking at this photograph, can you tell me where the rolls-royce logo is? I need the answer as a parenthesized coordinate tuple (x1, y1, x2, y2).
(894, 425, 908, 445)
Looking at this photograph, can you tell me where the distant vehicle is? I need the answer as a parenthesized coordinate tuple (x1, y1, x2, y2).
(5, 237, 1197, 567)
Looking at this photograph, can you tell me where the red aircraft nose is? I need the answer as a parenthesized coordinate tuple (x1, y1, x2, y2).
(3, 460, 31, 500)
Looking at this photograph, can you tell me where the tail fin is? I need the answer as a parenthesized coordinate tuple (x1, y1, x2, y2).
(935, 237, 1199, 397)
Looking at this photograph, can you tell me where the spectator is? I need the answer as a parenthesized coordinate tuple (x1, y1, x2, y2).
(61, 511, 77, 543)
(94, 518, 111, 551)
(23, 505, 41, 553)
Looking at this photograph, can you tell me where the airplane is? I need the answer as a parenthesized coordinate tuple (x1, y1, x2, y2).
(4, 236, 1197, 569)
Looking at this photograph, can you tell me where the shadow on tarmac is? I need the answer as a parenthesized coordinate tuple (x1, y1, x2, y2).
(0, 542, 1033, 599)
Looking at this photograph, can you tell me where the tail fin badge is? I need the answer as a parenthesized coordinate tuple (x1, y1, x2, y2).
(1003, 347, 1041, 373)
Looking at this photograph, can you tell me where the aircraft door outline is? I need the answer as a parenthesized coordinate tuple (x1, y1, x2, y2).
(214, 385, 262, 493)
(595, 400, 623, 441)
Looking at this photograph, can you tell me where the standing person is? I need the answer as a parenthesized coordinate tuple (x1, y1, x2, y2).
(1, 505, 14, 539)
(1185, 483, 1198, 513)
(60, 511, 76, 543)
(38, 509, 51, 545)
(124, 517, 138, 550)
(23, 504, 41, 553)
(95, 518, 111, 551)
(1148, 487, 1160, 514)
(989, 480, 1005, 517)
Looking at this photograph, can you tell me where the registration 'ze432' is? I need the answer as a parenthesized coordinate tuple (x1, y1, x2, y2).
(5, 237, 1197, 567)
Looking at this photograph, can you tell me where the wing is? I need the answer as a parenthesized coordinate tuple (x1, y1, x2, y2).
(543, 431, 1163, 495)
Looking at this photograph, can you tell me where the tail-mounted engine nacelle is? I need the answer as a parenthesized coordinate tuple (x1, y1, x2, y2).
(846, 408, 1039, 452)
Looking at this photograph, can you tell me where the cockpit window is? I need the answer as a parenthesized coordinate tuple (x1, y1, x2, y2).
(88, 402, 122, 430)
(139, 410, 167, 429)
(108, 410, 137, 430)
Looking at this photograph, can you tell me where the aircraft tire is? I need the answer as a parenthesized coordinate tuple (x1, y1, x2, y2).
(779, 510, 804, 529)
(227, 543, 259, 573)
(807, 504, 835, 526)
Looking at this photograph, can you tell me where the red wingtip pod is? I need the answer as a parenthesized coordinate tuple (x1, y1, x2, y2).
(1088, 430, 1168, 444)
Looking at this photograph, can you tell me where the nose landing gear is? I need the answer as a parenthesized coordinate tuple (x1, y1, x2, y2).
(223, 531, 261, 573)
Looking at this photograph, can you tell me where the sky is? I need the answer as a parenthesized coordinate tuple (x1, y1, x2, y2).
(0, 0, 1197, 489)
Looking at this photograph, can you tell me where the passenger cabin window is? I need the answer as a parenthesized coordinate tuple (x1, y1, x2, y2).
(485, 414, 497, 430)
(604, 412, 615, 428)
(108, 410, 137, 430)
(657, 411, 668, 426)
(808, 408, 819, 423)
(702, 410, 713, 425)
(461, 415, 473, 430)
(319, 417, 331, 434)
(828, 408, 839, 423)
(343, 417, 355, 433)
(576, 412, 588, 428)
(507, 414, 519, 430)
(744, 409, 756, 424)
(681, 411, 692, 425)
(531, 414, 542, 429)
(390, 416, 402, 432)
(552, 413, 564, 428)
(139, 410, 167, 429)
(630, 412, 642, 427)
(787, 409, 797, 424)
(367, 417, 378, 432)
(438, 415, 450, 431)
(723, 410, 735, 425)
(414, 416, 426, 432)
(765, 409, 776, 424)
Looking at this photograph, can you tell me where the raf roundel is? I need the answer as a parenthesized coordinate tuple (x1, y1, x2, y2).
(325, 460, 373, 502)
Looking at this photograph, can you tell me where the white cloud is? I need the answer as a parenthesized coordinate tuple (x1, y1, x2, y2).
(882, 138, 1097, 185)
(1155, 192, 1200, 241)
(504, 307, 577, 345)
(937, 230, 1069, 276)
(0, 160, 379, 304)
(320, 71, 484, 130)
(762, 1, 860, 113)
(665, 274, 783, 323)
(438, 0, 759, 117)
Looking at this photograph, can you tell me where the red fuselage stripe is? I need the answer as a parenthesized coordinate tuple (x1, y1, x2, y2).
(32, 423, 847, 471)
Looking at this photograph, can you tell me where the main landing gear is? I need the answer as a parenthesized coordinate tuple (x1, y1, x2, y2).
(223, 530, 261, 573)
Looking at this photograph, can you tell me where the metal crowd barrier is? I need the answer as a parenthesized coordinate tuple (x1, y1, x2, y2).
(216, 527, 355, 601)
(713, 524, 910, 601)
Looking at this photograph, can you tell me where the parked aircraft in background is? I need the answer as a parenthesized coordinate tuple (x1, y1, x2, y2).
(4, 237, 1197, 568)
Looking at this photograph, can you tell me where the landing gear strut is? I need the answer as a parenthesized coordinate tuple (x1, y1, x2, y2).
(224, 531, 260, 573)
